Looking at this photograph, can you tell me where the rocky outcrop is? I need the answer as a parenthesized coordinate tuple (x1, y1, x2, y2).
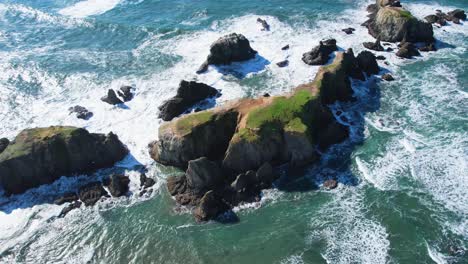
(396, 42, 420, 58)
(69, 105, 93, 120)
(302, 39, 338, 65)
(276, 60, 289, 67)
(153, 51, 378, 221)
(419, 42, 437, 52)
(367, 1, 434, 43)
(382, 73, 395, 81)
(54, 192, 78, 205)
(357, 51, 380, 76)
(78, 182, 108, 206)
(117, 86, 134, 102)
(342, 28, 356, 34)
(425, 9, 466, 26)
(0, 126, 128, 194)
(0, 138, 9, 154)
(196, 33, 257, 74)
(103, 174, 130, 197)
(363, 39, 384, 51)
(101, 89, 123, 105)
(257, 18, 270, 31)
(158, 81, 220, 121)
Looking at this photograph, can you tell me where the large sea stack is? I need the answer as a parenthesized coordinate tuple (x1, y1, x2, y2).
(366, 0, 434, 42)
(150, 49, 379, 221)
(0, 126, 128, 194)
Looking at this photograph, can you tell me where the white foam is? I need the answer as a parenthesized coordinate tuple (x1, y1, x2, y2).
(59, 0, 122, 18)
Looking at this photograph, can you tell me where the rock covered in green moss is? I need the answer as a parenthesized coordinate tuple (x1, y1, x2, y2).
(0, 126, 128, 194)
(367, 1, 433, 42)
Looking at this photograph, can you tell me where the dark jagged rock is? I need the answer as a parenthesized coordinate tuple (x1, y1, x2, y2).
(376, 55, 386, 60)
(0, 126, 128, 194)
(103, 174, 130, 197)
(419, 42, 437, 52)
(257, 18, 270, 31)
(68, 105, 93, 120)
(382, 73, 395, 81)
(139, 173, 155, 189)
(323, 179, 338, 189)
(386, 47, 394, 52)
(344, 49, 366, 81)
(0, 138, 9, 154)
(58, 201, 82, 218)
(167, 175, 187, 196)
(302, 39, 338, 65)
(342, 27, 356, 34)
(101, 89, 123, 105)
(363, 39, 384, 51)
(448, 9, 466, 20)
(367, 2, 434, 43)
(396, 42, 420, 58)
(54, 192, 78, 205)
(196, 33, 257, 74)
(256, 162, 277, 187)
(357, 51, 380, 75)
(186, 157, 223, 195)
(281, 45, 290, 50)
(78, 182, 108, 206)
(193, 190, 230, 222)
(276, 60, 289, 67)
(117, 86, 134, 102)
(263, 93, 270, 97)
(158, 80, 219, 121)
(367, 4, 378, 13)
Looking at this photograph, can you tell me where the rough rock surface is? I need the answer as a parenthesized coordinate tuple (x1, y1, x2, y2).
(196, 33, 257, 74)
(78, 182, 108, 206)
(54, 192, 78, 205)
(276, 60, 289, 67)
(396, 42, 420, 58)
(193, 191, 229, 222)
(257, 18, 270, 31)
(103, 174, 130, 197)
(367, 1, 434, 43)
(342, 28, 356, 34)
(185, 157, 223, 194)
(363, 39, 384, 51)
(357, 51, 380, 75)
(158, 80, 219, 121)
(382, 73, 395, 81)
(68, 105, 93, 120)
(0, 126, 128, 194)
(0, 138, 9, 154)
(302, 39, 338, 65)
(101, 89, 123, 105)
(58, 201, 82, 218)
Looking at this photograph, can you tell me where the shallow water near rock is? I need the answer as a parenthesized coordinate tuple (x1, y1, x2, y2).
(0, 0, 467, 263)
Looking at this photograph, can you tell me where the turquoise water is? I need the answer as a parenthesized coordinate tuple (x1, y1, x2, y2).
(0, 0, 467, 263)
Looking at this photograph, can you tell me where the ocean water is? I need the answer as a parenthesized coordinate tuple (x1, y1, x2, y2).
(0, 0, 467, 263)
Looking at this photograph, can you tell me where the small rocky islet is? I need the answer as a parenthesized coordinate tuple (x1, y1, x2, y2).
(0, 0, 465, 222)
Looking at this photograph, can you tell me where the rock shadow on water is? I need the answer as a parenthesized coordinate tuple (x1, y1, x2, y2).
(212, 54, 270, 79)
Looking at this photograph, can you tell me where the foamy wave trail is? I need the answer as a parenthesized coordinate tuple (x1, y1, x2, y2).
(59, 0, 122, 18)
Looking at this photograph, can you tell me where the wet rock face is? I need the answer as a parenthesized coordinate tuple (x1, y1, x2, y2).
(186, 157, 223, 194)
(54, 192, 78, 205)
(68, 105, 93, 120)
(78, 182, 108, 206)
(0, 126, 128, 195)
(193, 190, 229, 222)
(342, 27, 356, 34)
(357, 51, 380, 75)
(103, 174, 130, 197)
(257, 18, 270, 31)
(117, 86, 134, 102)
(197, 33, 257, 74)
(363, 39, 384, 51)
(302, 39, 338, 65)
(382, 73, 395, 81)
(0, 138, 9, 154)
(101, 89, 123, 105)
(158, 81, 219, 121)
(58, 201, 82, 218)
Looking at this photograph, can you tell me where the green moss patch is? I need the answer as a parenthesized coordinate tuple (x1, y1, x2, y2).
(173, 111, 215, 135)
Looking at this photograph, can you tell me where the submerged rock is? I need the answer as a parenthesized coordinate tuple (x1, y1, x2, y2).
(78, 182, 108, 206)
(323, 179, 338, 189)
(0, 126, 128, 194)
(382, 73, 395, 81)
(302, 39, 338, 65)
(58, 201, 82, 218)
(158, 80, 219, 121)
(0, 138, 9, 154)
(276, 60, 289, 67)
(68, 105, 93, 120)
(139, 173, 155, 189)
(196, 33, 257, 74)
(103, 174, 130, 197)
(54, 192, 78, 205)
(281, 45, 290, 50)
(342, 27, 356, 34)
(419, 42, 437, 52)
(101, 89, 123, 105)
